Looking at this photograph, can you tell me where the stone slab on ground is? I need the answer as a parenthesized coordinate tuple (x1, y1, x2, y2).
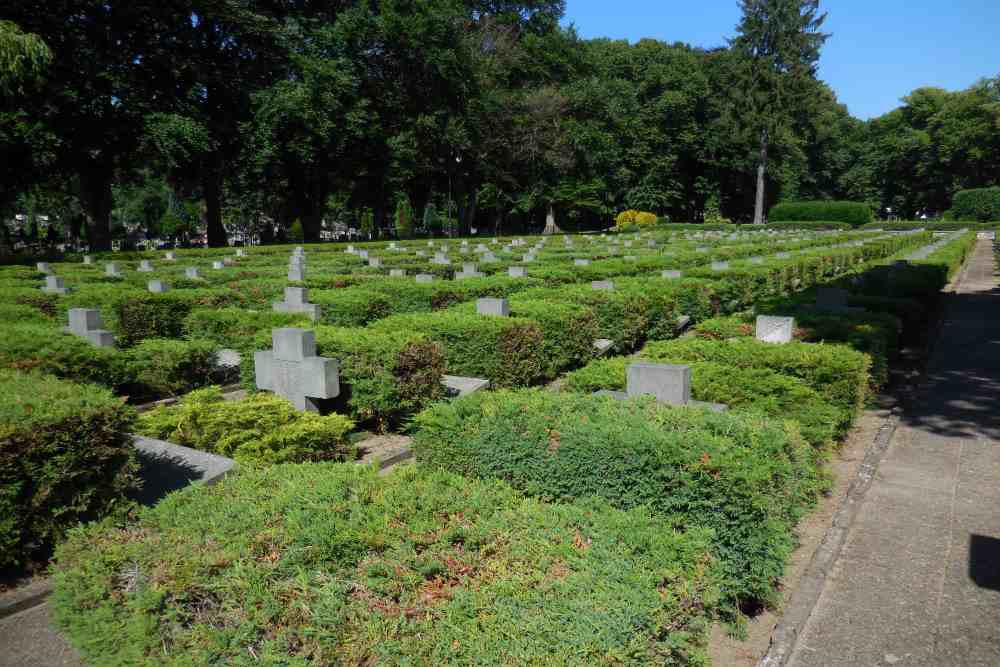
(442, 374, 490, 397)
(131, 436, 236, 506)
(355, 434, 414, 471)
(786, 238, 1000, 667)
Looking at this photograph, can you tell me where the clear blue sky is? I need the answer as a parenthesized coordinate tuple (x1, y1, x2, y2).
(563, 0, 1000, 120)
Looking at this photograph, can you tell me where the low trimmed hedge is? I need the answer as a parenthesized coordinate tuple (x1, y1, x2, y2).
(769, 201, 873, 226)
(763, 221, 853, 231)
(413, 389, 822, 614)
(0, 370, 139, 570)
(136, 386, 354, 465)
(563, 357, 844, 449)
(53, 464, 719, 665)
(183, 307, 312, 351)
(639, 337, 871, 416)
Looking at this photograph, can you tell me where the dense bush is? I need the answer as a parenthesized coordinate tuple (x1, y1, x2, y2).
(859, 221, 994, 231)
(769, 201, 873, 226)
(53, 464, 719, 665)
(563, 357, 844, 448)
(764, 221, 852, 231)
(0, 370, 139, 570)
(0, 323, 128, 389)
(122, 338, 220, 400)
(113, 293, 198, 346)
(183, 307, 311, 351)
(951, 187, 1000, 222)
(371, 311, 545, 388)
(413, 389, 822, 613)
(640, 337, 870, 415)
(136, 386, 353, 465)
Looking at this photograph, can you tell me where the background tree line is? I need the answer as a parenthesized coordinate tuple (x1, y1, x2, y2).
(2, 1, 999, 249)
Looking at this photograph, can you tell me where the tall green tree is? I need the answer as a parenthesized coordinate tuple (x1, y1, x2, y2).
(0, 20, 50, 93)
(729, 0, 829, 224)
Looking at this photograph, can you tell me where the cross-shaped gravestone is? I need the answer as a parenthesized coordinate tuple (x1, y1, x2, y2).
(138, 260, 154, 272)
(662, 270, 682, 279)
(591, 280, 614, 290)
(254, 328, 339, 413)
(148, 280, 170, 293)
(755, 316, 794, 344)
(508, 266, 527, 278)
(42, 276, 68, 295)
(273, 287, 321, 320)
(105, 263, 122, 278)
(185, 267, 201, 279)
(476, 298, 509, 317)
(67, 308, 114, 347)
(287, 262, 305, 281)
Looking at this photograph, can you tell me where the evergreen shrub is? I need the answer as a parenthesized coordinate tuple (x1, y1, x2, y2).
(769, 201, 873, 226)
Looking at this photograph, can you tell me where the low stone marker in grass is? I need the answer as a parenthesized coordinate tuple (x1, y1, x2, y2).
(273, 287, 321, 320)
(755, 315, 794, 344)
(595, 362, 727, 412)
(67, 308, 115, 348)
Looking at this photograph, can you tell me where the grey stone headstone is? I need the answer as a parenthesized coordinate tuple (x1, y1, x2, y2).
(254, 328, 339, 412)
(358, 250, 369, 260)
(415, 273, 434, 283)
(755, 316, 794, 344)
(105, 263, 122, 278)
(416, 250, 426, 257)
(662, 270, 682, 279)
(83, 255, 94, 265)
(389, 269, 406, 277)
(236, 248, 247, 257)
(696, 247, 708, 253)
(36, 262, 51, 274)
(442, 375, 490, 397)
(164, 252, 176, 261)
(476, 298, 509, 317)
(213, 260, 225, 270)
(776, 252, 790, 259)
(481, 252, 498, 263)
(749, 256, 764, 264)
(273, 286, 321, 320)
(185, 267, 201, 280)
(147, 280, 170, 293)
(593, 338, 615, 356)
(42, 275, 69, 295)
(368, 257, 382, 268)
(508, 266, 527, 278)
(574, 259, 590, 267)
(627, 363, 691, 406)
(287, 264, 305, 281)
(591, 280, 614, 290)
(711, 261, 729, 271)
(138, 260, 154, 272)
(67, 308, 115, 347)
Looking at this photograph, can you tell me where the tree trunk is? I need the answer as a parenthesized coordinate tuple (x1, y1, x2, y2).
(203, 163, 227, 247)
(78, 166, 113, 251)
(542, 204, 561, 235)
(753, 129, 768, 225)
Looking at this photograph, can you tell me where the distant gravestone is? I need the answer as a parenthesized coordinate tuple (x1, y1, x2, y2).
(147, 280, 170, 293)
(254, 328, 339, 413)
(481, 252, 498, 263)
(368, 257, 382, 268)
(749, 256, 764, 264)
(214, 260, 226, 270)
(508, 266, 527, 278)
(776, 252, 790, 259)
(662, 270, 682, 279)
(42, 275, 69, 295)
(105, 263, 122, 278)
(574, 259, 590, 267)
(287, 263, 304, 281)
(236, 248, 247, 257)
(83, 255, 94, 265)
(432, 252, 451, 265)
(67, 308, 114, 347)
(389, 269, 406, 277)
(476, 297, 509, 317)
(185, 267, 201, 280)
(36, 262, 51, 274)
(273, 286, 321, 320)
(165, 252, 176, 261)
(627, 363, 691, 405)
(415, 273, 434, 283)
(711, 261, 729, 271)
(755, 316, 794, 344)
(591, 280, 614, 290)
(593, 338, 615, 356)
(138, 260, 154, 272)
(358, 250, 369, 260)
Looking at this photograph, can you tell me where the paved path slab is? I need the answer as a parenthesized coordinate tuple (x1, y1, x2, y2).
(789, 239, 1000, 667)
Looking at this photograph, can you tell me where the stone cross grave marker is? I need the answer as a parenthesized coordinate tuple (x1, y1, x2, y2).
(254, 328, 339, 412)
(42, 275, 69, 294)
(476, 298, 509, 317)
(185, 267, 201, 279)
(67, 308, 114, 347)
(755, 316, 794, 344)
(273, 287, 321, 320)
(148, 280, 170, 293)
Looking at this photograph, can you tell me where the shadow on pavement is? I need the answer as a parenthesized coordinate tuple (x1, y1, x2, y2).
(969, 534, 1000, 592)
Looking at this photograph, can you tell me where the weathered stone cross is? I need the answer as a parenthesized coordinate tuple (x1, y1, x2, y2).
(254, 328, 339, 412)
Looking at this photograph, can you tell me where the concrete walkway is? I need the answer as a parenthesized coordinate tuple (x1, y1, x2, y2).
(790, 239, 1000, 666)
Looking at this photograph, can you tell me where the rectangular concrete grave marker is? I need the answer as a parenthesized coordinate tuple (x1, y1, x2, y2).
(36, 262, 51, 274)
(368, 257, 382, 268)
(165, 252, 176, 261)
(83, 255, 94, 265)
(508, 266, 527, 278)
(147, 280, 170, 293)
(254, 328, 339, 412)
(776, 252, 790, 259)
(593, 338, 615, 356)
(287, 263, 304, 281)
(476, 298, 509, 317)
(67, 308, 114, 347)
(105, 263, 122, 278)
(223, 257, 233, 266)
(389, 269, 406, 277)
(138, 260, 154, 272)
(273, 287, 321, 320)
(662, 270, 682, 279)
(432, 252, 451, 265)
(749, 256, 764, 264)
(416, 250, 426, 257)
(574, 258, 590, 266)
(696, 247, 708, 253)
(185, 267, 201, 280)
(42, 275, 69, 294)
(236, 248, 247, 257)
(628, 363, 690, 405)
(711, 261, 729, 271)
(755, 316, 794, 344)
(415, 273, 434, 283)
(441, 375, 490, 397)
(591, 280, 614, 290)
(213, 260, 226, 270)
(358, 250, 369, 260)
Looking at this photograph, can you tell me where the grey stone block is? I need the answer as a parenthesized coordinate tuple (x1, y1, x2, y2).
(508, 266, 527, 278)
(273, 287, 321, 320)
(627, 362, 691, 406)
(287, 264, 305, 281)
(415, 273, 434, 283)
(254, 328, 339, 412)
(662, 270, 682, 279)
(105, 263, 122, 277)
(42, 275, 68, 295)
(138, 260, 154, 272)
(36, 262, 51, 274)
(185, 267, 201, 279)
(591, 280, 614, 290)
(164, 252, 176, 261)
(593, 338, 615, 355)
(83, 255, 94, 265)
(574, 258, 590, 266)
(756, 315, 794, 344)
(147, 280, 170, 293)
(442, 375, 490, 397)
(67, 308, 115, 348)
(711, 261, 730, 271)
(389, 269, 406, 277)
(213, 260, 226, 270)
(476, 297, 509, 317)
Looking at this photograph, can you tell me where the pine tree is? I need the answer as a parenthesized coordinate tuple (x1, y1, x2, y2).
(730, 0, 829, 224)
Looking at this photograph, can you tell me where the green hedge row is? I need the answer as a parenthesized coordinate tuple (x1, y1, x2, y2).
(0, 370, 139, 570)
(951, 187, 1000, 222)
(52, 463, 720, 664)
(413, 390, 822, 614)
(769, 201, 873, 226)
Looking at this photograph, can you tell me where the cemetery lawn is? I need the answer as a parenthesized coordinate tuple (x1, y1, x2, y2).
(51, 463, 720, 666)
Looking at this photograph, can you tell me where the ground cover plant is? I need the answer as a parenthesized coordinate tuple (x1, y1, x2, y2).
(52, 463, 720, 665)
(413, 390, 823, 617)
